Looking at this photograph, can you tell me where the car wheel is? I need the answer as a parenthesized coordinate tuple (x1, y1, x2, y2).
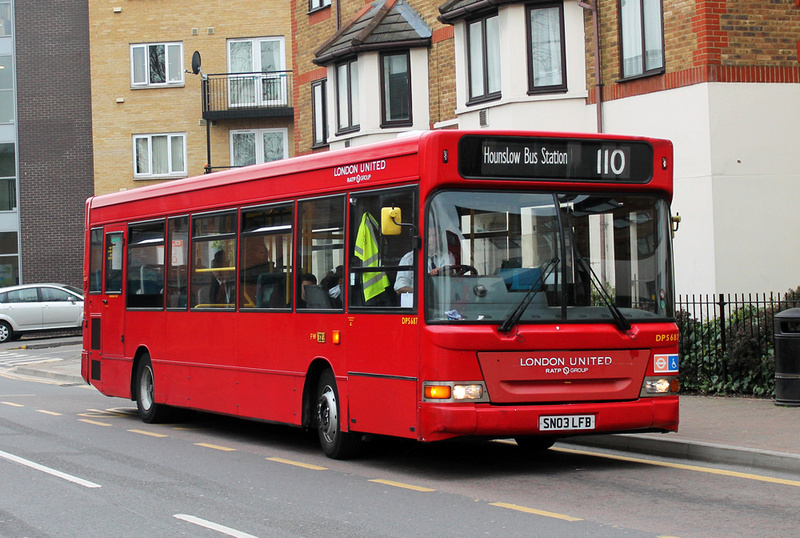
(135, 354, 171, 423)
(0, 321, 13, 343)
(316, 369, 362, 459)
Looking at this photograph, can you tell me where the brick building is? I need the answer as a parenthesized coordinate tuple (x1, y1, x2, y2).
(4, 0, 94, 287)
(88, 0, 293, 195)
(292, 0, 800, 296)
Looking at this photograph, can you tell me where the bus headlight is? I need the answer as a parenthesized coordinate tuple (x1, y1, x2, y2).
(640, 376, 679, 396)
(453, 384, 484, 400)
(423, 381, 489, 402)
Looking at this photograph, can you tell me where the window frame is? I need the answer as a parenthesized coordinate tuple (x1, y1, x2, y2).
(466, 12, 501, 105)
(335, 59, 360, 135)
(311, 79, 328, 148)
(229, 128, 289, 167)
(190, 210, 238, 310)
(618, 0, 665, 80)
(133, 133, 187, 179)
(296, 195, 346, 311)
(348, 186, 418, 312)
(126, 219, 166, 310)
(130, 42, 184, 88)
(380, 51, 413, 128)
(239, 202, 294, 311)
(526, 2, 567, 94)
(308, 0, 331, 13)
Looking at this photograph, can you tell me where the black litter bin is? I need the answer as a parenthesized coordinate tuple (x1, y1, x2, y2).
(774, 308, 800, 406)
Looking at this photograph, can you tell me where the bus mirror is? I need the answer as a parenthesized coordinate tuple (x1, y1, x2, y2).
(381, 207, 402, 236)
(671, 213, 681, 237)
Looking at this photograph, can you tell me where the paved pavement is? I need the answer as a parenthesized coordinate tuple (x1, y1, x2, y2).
(4, 335, 799, 474)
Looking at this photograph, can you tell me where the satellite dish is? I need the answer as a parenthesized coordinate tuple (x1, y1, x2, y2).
(191, 51, 202, 75)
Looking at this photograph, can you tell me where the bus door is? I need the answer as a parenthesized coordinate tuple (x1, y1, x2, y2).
(93, 226, 127, 394)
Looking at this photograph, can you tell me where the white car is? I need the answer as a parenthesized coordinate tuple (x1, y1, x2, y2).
(0, 284, 84, 342)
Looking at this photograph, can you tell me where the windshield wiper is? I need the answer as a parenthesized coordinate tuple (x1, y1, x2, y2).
(498, 257, 559, 334)
(574, 256, 633, 334)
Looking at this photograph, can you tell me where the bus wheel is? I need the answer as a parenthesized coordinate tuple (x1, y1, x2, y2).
(0, 321, 13, 343)
(135, 354, 170, 423)
(316, 369, 361, 459)
(514, 436, 556, 451)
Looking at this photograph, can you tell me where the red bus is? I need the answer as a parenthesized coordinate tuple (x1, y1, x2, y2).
(82, 130, 679, 458)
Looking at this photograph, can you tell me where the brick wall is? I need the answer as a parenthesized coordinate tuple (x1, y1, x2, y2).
(89, 0, 293, 195)
(588, 0, 800, 104)
(15, 0, 94, 287)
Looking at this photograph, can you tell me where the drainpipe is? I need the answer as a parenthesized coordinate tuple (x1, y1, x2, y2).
(577, 0, 603, 133)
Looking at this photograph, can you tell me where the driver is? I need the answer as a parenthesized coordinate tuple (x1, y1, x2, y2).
(395, 227, 455, 294)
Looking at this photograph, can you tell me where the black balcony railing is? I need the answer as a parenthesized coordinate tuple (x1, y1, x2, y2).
(202, 71, 293, 120)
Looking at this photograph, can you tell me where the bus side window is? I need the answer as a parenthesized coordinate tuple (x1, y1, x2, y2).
(240, 204, 293, 310)
(297, 196, 345, 311)
(105, 232, 124, 294)
(348, 188, 416, 309)
(127, 221, 166, 309)
(190, 211, 237, 309)
(167, 216, 189, 309)
(88, 228, 103, 293)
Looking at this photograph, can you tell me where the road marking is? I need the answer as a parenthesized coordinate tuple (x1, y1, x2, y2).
(490, 501, 583, 522)
(128, 429, 168, 438)
(37, 409, 62, 416)
(0, 449, 101, 488)
(195, 443, 236, 452)
(368, 479, 435, 492)
(79, 419, 112, 427)
(266, 457, 327, 471)
(1, 401, 23, 407)
(554, 447, 800, 488)
(174, 514, 258, 538)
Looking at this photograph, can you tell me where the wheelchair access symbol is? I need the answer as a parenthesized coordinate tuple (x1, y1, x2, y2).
(654, 354, 679, 374)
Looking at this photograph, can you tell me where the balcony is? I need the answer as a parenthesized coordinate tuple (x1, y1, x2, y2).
(202, 71, 293, 121)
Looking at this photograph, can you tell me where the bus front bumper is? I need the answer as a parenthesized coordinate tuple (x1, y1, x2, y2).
(417, 396, 678, 442)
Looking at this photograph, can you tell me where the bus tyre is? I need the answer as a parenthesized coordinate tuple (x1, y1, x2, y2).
(0, 321, 13, 343)
(316, 369, 361, 459)
(514, 436, 556, 451)
(135, 355, 170, 423)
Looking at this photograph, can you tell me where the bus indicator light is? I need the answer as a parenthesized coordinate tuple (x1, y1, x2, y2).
(332, 330, 341, 345)
(424, 385, 452, 399)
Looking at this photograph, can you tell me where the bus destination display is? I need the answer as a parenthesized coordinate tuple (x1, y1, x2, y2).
(458, 136, 654, 183)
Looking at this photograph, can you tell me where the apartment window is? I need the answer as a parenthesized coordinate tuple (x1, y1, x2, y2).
(133, 133, 186, 179)
(0, 3, 11, 37)
(381, 52, 412, 126)
(467, 13, 501, 103)
(620, 0, 664, 79)
(228, 37, 287, 107)
(309, 0, 331, 11)
(0, 231, 18, 287)
(336, 59, 359, 133)
(0, 55, 13, 123)
(527, 3, 566, 93)
(230, 129, 288, 167)
(0, 143, 14, 210)
(131, 43, 184, 87)
(312, 80, 328, 147)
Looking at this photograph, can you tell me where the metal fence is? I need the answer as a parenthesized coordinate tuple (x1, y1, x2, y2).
(676, 291, 800, 393)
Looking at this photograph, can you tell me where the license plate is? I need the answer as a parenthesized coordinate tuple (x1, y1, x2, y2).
(539, 414, 595, 431)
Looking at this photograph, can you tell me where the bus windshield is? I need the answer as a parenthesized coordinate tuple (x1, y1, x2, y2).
(425, 190, 674, 325)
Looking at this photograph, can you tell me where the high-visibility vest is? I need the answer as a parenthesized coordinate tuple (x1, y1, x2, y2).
(354, 213, 390, 301)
